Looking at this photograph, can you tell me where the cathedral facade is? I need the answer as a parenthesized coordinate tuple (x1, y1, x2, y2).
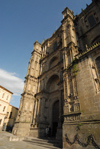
(13, 0, 100, 148)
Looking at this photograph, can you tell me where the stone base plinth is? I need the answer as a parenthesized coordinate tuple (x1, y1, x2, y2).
(12, 122, 30, 137)
(29, 127, 39, 138)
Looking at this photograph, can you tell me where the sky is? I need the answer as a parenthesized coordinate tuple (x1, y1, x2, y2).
(0, 0, 92, 108)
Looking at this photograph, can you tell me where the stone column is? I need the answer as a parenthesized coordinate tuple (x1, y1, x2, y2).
(62, 25, 67, 48)
(37, 99, 40, 118)
(33, 100, 37, 126)
(63, 51, 66, 69)
(31, 100, 35, 125)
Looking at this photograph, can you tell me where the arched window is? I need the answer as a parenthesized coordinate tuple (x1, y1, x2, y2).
(95, 56, 100, 78)
(46, 75, 59, 92)
(88, 15, 96, 28)
(49, 57, 59, 69)
(84, 11, 98, 28)
(53, 42, 57, 51)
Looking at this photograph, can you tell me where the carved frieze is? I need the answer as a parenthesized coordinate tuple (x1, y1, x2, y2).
(64, 113, 81, 122)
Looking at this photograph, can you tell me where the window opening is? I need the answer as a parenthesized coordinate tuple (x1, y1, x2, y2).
(0, 119, 2, 125)
(88, 15, 96, 28)
(9, 112, 12, 118)
(53, 42, 57, 51)
(3, 106, 6, 112)
(2, 93, 5, 98)
(6, 95, 9, 100)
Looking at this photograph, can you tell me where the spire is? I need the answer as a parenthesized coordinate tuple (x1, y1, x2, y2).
(42, 39, 45, 44)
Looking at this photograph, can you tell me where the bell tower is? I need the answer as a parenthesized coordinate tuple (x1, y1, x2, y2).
(62, 7, 81, 145)
(12, 41, 41, 136)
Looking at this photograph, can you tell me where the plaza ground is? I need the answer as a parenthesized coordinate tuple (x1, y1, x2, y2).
(0, 131, 60, 149)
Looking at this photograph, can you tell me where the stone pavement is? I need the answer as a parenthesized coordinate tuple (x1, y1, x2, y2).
(0, 131, 60, 149)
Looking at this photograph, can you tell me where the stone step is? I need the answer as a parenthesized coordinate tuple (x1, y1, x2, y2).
(9, 136, 61, 148)
(23, 137, 61, 149)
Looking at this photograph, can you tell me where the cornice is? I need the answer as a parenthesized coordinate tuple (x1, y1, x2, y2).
(77, 42, 100, 60)
(61, 14, 74, 24)
(38, 60, 63, 79)
(0, 85, 13, 94)
(63, 42, 100, 73)
(35, 90, 49, 98)
(0, 98, 9, 104)
(21, 91, 34, 97)
(25, 75, 38, 80)
(31, 50, 41, 56)
(0, 113, 6, 116)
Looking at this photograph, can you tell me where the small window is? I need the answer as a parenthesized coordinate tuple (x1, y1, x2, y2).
(2, 93, 5, 98)
(6, 112, 9, 118)
(53, 42, 57, 51)
(6, 95, 9, 100)
(9, 112, 12, 118)
(0, 119, 2, 125)
(3, 106, 6, 112)
(88, 15, 96, 28)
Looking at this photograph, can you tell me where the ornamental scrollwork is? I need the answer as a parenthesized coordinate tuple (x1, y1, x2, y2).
(65, 133, 100, 149)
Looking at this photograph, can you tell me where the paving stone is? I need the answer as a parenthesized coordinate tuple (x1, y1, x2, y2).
(0, 131, 60, 149)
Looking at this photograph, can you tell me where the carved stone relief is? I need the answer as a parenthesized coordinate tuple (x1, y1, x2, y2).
(91, 61, 100, 93)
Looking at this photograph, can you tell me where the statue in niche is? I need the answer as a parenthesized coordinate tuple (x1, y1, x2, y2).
(74, 103, 80, 112)
(91, 62, 100, 92)
(64, 99, 68, 105)
(70, 104, 74, 112)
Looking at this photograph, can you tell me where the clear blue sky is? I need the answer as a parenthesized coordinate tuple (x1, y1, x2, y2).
(0, 0, 91, 108)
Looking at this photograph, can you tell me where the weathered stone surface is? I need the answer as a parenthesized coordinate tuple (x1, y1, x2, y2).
(13, 0, 100, 148)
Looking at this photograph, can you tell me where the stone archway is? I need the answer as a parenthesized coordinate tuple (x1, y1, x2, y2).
(46, 75, 60, 137)
(52, 100, 59, 137)
(49, 57, 59, 69)
(46, 75, 59, 92)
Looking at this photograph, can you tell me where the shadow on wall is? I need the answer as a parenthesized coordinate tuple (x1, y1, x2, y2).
(30, 74, 64, 139)
(2, 106, 18, 133)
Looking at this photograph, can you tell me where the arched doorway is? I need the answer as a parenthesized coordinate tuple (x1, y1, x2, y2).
(52, 100, 59, 137)
(46, 75, 60, 137)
